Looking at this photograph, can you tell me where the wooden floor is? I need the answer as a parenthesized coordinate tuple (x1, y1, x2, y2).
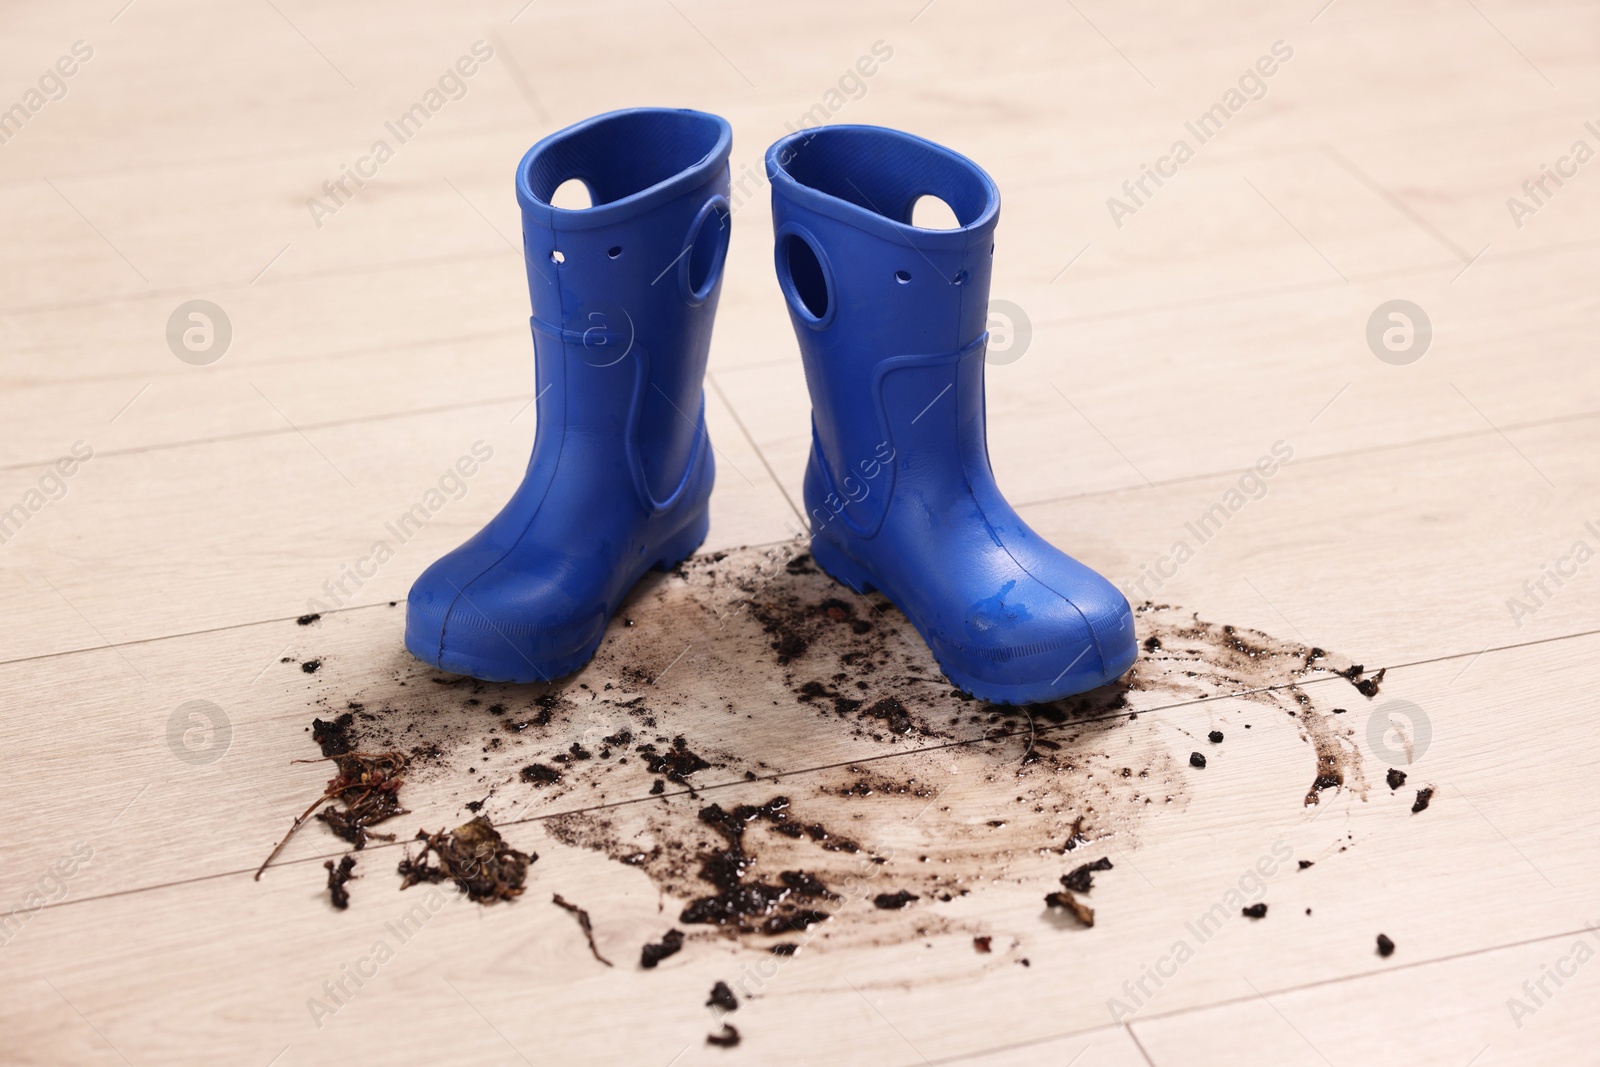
(5, 0, 1600, 1063)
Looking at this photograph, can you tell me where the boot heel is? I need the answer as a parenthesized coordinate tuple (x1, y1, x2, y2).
(652, 508, 710, 572)
(811, 537, 877, 595)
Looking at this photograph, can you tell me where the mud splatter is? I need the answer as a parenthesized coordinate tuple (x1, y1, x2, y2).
(290, 543, 1371, 947)
(1293, 689, 1365, 807)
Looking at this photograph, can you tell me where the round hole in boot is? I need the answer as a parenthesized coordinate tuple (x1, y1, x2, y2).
(607, 246, 623, 259)
(952, 270, 968, 285)
(550, 250, 566, 264)
(784, 233, 830, 318)
(685, 200, 732, 302)
(895, 270, 912, 284)
(910, 194, 961, 230)
(551, 178, 592, 209)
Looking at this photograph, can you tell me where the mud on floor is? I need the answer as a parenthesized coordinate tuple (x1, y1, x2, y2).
(290, 542, 1385, 953)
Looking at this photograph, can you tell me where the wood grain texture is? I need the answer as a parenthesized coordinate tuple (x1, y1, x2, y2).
(3, 0, 1597, 1064)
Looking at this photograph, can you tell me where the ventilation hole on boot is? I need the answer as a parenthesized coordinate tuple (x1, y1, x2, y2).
(952, 270, 968, 285)
(607, 246, 623, 259)
(551, 178, 592, 209)
(895, 270, 912, 284)
(910, 194, 961, 230)
(784, 233, 830, 319)
(550, 250, 566, 264)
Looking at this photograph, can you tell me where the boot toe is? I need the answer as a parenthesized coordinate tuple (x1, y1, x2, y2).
(406, 550, 605, 683)
(925, 567, 1137, 704)
(1078, 582, 1139, 683)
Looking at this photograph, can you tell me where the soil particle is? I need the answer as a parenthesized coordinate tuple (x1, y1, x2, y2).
(707, 981, 739, 1012)
(640, 929, 685, 969)
(1189, 752, 1207, 769)
(973, 936, 993, 953)
(873, 890, 919, 910)
(1060, 857, 1112, 894)
(706, 1023, 741, 1048)
(1242, 903, 1267, 919)
(301, 659, 322, 674)
(677, 798, 838, 934)
(1208, 730, 1224, 743)
(1377, 933, 1396, 957)
(297, 613, 321, 625)
(770, 943, 798, 956)
(1044, 888, 1094, 927)
(1355, 667, 1387, 698)
(1387, 767, 1408, 790)
(311, 713, 357, 758)
(521, 763, 562, 786)
(640, 737, 713, 783)
(324, 855, 355, 909)
(1298, 860, 1314, 870)
(397, 816, 532, 903)
(1412, 787, 1434, 814)
(861, 696, 913, 735)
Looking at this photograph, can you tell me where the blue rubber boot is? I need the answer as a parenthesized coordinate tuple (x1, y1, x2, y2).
(406, 108, 733, 682)
(766, 126, 1137, 704)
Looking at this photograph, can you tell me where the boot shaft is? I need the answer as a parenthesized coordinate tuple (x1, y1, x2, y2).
(766, 126, 1001, 536)
(516, 108, 731, 509)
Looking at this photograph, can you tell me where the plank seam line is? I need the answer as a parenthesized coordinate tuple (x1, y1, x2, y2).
(20, 623, 1600, 915)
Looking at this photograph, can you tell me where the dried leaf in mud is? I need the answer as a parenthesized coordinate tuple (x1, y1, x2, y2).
(397, 815, 532, 903)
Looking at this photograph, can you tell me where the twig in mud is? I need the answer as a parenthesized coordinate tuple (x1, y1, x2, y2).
(552, 893, 613, 966)
(255, 751, 408, 880)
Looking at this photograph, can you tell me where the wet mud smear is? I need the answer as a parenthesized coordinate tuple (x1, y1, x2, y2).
(297, 542, 1381, 954)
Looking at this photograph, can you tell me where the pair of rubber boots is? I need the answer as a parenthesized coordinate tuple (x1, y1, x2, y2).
(405, 108, 1137, 704)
